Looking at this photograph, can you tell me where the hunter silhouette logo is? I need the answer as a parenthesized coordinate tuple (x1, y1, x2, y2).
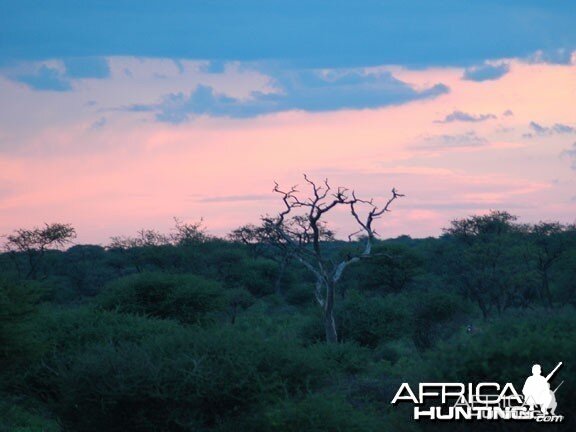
(391, 362, 565, 422)
(522, 362, 563, 416)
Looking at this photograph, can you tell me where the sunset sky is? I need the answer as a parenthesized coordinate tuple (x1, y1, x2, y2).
(1, 1, 575, 244)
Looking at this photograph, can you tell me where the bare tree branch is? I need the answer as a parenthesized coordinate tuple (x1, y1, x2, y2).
(265, 175, 403, 343)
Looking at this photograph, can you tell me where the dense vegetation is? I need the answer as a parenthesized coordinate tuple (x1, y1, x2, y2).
(1, 212, 575, 431)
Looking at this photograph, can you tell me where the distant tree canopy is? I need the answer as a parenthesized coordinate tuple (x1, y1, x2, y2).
(1, 210, 575, 431)
(3, 222, 76, 279)
(109, 218, 207, 250)
(442, 211, 575, 316)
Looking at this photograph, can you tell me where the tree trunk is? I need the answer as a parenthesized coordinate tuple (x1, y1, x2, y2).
(324, 310, 338, 343)
(323, 280, 338, 343)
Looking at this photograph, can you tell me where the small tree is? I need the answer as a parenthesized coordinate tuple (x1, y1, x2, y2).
(3, 223, 76, 279)
(443, 211, 537, 316)
(525, 222, 576, 307)
(264, 175, 403, 343)
(171, 217, 208, 245)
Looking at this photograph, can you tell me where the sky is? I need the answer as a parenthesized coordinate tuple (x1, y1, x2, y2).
(1, 1, 575, 244)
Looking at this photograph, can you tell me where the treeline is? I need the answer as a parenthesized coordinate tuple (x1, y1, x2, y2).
(1, 211, 575, 431)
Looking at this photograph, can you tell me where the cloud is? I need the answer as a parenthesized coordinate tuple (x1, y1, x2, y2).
(2, 2, 575, 68)
(435, 110, 497, 123)
(529, 121, 576, 136)
(525, 48, 574, 65)
(561, 143, 576, 170)
(462, 63, 510, 82)
(89, 117, 107, 130)
(128, 69, 449, 122)
(5, 57, 110, 92)
(63, 57, 110, 79)
(503, 109, 514, 117)
(413, 131, 488, 150)
(14, 65, 72, 91)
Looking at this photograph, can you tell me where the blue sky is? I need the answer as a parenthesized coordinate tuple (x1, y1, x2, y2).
(2, 1, 576, 67)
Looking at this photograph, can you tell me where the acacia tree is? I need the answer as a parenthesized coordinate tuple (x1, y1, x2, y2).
(3, 223, 76, 279)
(443, 211, 538, 316)
(264, 175, 403, 343)
(525, 222, 576, 307)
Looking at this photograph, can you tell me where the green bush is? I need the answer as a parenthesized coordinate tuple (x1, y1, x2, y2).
(312, 341, 372, 374)
(387, 308, 576, 430)
(0, 397, 60, 432)
(240, 393, 382, 432)
(284, 282, 314, 306)
(419, 308, 576, 384)
(224, 287, 255, 324)
(337, 292, 413, 348)
(35, 306, 182, 353)
(220, 256, 278, 297)
(0, 278, 44, 370)
(19, 307, 181, 405)
(410, 290, 469, 351)
(27, 326, 335, 431)
(96, 272, 227, 325)
(341, 243, 423, 294)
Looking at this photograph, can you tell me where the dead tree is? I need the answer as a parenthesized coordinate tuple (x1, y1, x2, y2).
(265, 174, 403, 343)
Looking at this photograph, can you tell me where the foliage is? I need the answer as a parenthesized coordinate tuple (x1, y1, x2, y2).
(337, 291, 412, 348)
(96, 272, 228, 325)
(3, 223, 76, 279)
(241, 393, 382, 432)
(1, 212, 575, 431)
(410, 290, 469, 351)
(27, 327, 334, 431)
(342, 242, 423, 294)
(0, 396, 60, 432)
(0, 277, 44, 370)
(441, 211, 541, 316)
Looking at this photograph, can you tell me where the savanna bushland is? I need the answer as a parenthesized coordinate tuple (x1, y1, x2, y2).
(1, 185, 575, 431)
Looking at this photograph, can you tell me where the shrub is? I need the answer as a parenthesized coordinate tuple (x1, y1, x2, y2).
(240, 393, 382, 432)
(337, 292, 412, 348)
(420, 308, 576, 385)
(26, 326, 335, 431)
(410, 290, 469, 351)
(96, 272, 227, 325)
(341, 243, 423, 294)
(0, 397, 60, 432)
(19, 306, 181, 404)
(218, 256, 278, 297)
(284, 282, 315, 306)
(224, 287, 255, 324)
(0, 277, 44, 370)
(387, 308, 576, 430)
(36, 306, 182, 353)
